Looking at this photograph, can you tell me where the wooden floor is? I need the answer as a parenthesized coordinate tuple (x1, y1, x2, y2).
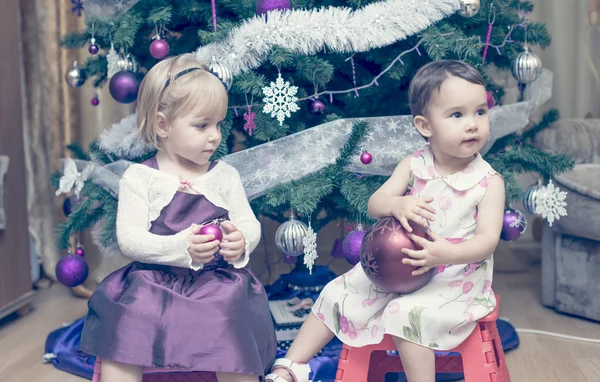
(1, 239, 600, 381)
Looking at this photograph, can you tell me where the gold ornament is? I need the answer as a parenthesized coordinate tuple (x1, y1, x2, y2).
(458, 0, 480, 18)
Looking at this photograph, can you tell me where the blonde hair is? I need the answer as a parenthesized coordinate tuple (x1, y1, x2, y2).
(136, 53, 229, 149)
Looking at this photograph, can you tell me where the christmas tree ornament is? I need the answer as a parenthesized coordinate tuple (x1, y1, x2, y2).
(500, 208, 527, 241)
(199, 221, 224, 242)
(486, 91, 495, 109)
(342, 224, 366, 266)
(275, 213, 309, 257)
(360, 151, 373, 165)
(149, 36, 170, 60)
(308, 98, 326, 115)
(302, 221, 318, 274)
(106, 43, 120, 79)
(209, 58, 233, 91)
(109, 70, 141, 104)
(71, 0, 84, 17)
(360, 217, 433, 294)
(523, 181, 542, 215)
(511, 47, 543, 84)
(62, 195, 80, 217)
(75, 243, 85, 257)
(256, 0, 292, 15)
(263, 71, 299, 126)
(88, 37, 99, 55)
(116, 53, 140, 73)
(534, 180, 568, 227)
(65, 61, 87, 88)
(91, 95, 100, 106)
(457, 0, 480, 18)
(55, 253, 89, 287)
(243, 106, 257, 136)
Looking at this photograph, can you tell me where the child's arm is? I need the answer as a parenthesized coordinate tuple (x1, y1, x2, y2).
(224, 168, 261, 268)
(447, 173, 505, 264)
(116, 169, 194, 268)
(368, 156, 435, 231)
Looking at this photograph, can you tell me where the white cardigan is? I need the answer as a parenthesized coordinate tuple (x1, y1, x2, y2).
(116, 161, 261, 271)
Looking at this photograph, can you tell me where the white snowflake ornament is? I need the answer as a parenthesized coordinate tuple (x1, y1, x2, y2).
(262, 72, 299, 126)
(303, 222, 318, 274)
(535, 180, 568, 227)
(106, 43, 120, 79)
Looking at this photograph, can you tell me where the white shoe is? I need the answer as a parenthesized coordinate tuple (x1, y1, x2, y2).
(264, 358, 311, 382)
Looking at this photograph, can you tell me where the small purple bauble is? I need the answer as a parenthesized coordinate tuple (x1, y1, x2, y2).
(360, 151, 373, 165)
(500, 208, 527, 241)
(360, 217, 433, 294)
(55, 255, 89, 287)
(487, 91, 495, 109)
(199, 223, 224, 242)
(91, 96, 99, 106)
(343, 228, 366, 265)
(308, 99, 326, 115)
(149, 39, 170, 60)
(75, 247, 85, 256)
(256, 0, 292, 15)
(109, 71, 140, 104)
(88, 44, 99, 55)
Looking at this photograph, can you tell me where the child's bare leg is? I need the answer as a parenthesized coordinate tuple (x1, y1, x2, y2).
(100, 359, 143, 382)
(268, 312, 335, 381)
(392, 336, 435, 382)
(216, 372, 259, 382)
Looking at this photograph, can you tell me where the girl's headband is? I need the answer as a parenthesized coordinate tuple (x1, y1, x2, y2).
(163, 66, 230, 91)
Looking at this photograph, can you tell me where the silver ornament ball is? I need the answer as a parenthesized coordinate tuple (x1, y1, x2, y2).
(523, 182, 541, 215)
(116, 53, 140, 73)
(511, 48, 543, 84)
(458, 0, 480, 18)
(65, 61, 87, 88)
(209, 58, 233, 91)
(275, 215, 309, 257)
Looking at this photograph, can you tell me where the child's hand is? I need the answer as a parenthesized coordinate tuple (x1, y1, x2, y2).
(401, 230, 453, 276)
(391, 196, 436, 232)
(219, 221, 246, 263)
(188, 224, 220, 264)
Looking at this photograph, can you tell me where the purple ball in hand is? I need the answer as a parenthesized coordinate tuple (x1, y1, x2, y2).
(55, 255, 89, 287)
(360, 217, 434, 294)
(199, 223, 224, 242)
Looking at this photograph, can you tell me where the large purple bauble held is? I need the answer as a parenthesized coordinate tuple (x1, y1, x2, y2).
(343, 227, 366, 266)
(256, 0, 292, 15)
(360, 217, 434, 294)
(109, 71, 141, 104)
(500, 208, 527, 241)
(199, 223, 224, 242)
(55, 255, 89, 287)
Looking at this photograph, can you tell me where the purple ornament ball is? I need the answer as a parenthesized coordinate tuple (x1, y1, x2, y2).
(199, 223, 224, 242)
(360, 217, 434, 294)
(91, 96, 99, 106)
(88, 44, 99, 55)
(308, 99, 326, 115)
(55, 255, 89, 287)
(109, 71, 141, 104)
(500, 208, 527, 241)
(149, 39, 170, 60)
(360, 151, 373, 165)
(75, 247, 85, 256)
(343, 228, 366, 265)
(256, 0, 292, 15)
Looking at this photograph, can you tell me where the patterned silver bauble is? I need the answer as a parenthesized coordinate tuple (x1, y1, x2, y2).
(116, 53, 140, 73)
(275, 215, 309, 257)
(457, 0, 480, 18)
(209, 57, 233, 91)
(523, 182, 541, 215)
(511, 47, 543, 84)
(65, 61, 87, 88)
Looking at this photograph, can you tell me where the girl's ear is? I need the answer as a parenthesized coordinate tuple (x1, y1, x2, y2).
(414, 115, 432, 138)
(156, 112, 169, 139)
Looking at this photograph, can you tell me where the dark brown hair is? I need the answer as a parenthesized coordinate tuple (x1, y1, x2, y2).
(408, 60, 485, 118)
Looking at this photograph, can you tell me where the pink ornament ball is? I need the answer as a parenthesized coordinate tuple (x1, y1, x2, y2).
(360, 151, 373, 165)
(91, 96, 99, 106)
(486, 91, 495, 109)
(75, 247, 85, 256)
(199, 223, 224, 242)
(149, 39, 170, 60)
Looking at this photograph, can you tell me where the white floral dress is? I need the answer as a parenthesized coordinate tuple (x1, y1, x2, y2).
(312, 145, 497, 350)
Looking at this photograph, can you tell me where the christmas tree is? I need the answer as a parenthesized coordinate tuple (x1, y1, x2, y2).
(55, 0, 573, 278)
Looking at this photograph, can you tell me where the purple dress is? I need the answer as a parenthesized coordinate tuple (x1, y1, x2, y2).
(80, 159, 276, 377)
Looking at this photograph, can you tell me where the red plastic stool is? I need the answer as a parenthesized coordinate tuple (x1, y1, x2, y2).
(335, 294, 510, 382)
(91, 357, 217, 382)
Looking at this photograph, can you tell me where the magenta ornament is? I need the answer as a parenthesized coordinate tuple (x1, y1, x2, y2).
(486, 91, 495, 109)
(199, 223, 224, 242)
(55, 255, 89, 287)
(91, 96, 99, 106)
(75, 247, 85, 257)
(308, 99, 326, 115)
(360, 151, 373, 165)
(360, 217, 434, 294)
(149, 38, 170, 60)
